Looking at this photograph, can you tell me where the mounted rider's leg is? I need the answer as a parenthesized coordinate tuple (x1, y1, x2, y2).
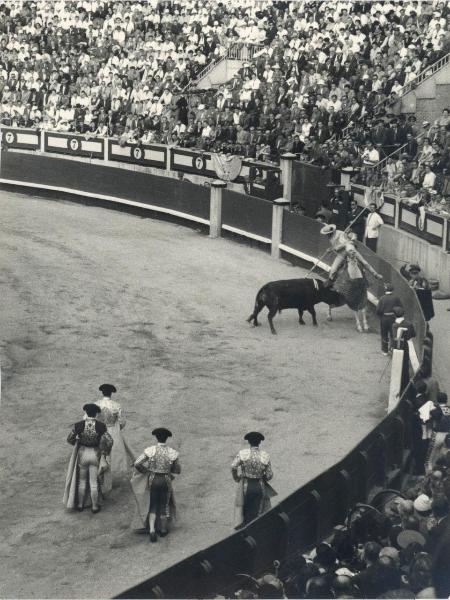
(325, 254, 345, 288)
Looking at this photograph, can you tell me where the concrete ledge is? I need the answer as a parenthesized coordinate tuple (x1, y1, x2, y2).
(379, 224, 450, 293)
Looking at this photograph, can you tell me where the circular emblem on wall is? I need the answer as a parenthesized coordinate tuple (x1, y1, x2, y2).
(133, 147, 143, 161)
(194, 156, 206, 171)
(69, 138, 80, 152)
(5, 131, 15, 144)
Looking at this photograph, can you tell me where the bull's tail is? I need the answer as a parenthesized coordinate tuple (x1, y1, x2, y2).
(247, 290, 266, 326)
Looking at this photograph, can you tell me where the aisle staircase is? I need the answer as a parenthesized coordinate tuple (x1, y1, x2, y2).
(400, 52, 450, 123)
(359, 51, 450, 174)
(184, 43, 264, 91)
(343, 50, 450, 137)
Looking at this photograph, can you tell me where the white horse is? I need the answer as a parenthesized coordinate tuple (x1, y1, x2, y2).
(327, 303, 369, 332)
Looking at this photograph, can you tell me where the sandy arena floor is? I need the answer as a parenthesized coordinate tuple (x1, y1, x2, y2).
(0, 190, 388, 598)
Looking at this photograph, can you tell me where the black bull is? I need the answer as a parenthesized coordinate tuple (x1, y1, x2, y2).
(247, 278, 345, 335)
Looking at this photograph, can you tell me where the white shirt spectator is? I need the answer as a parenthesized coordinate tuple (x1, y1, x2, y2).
(422, 170, 436, 190)
(201, 124, 213, 138)
(173, 122, 187, 136)
(365, 211, 384, 239)
(362, 146, 380, 165)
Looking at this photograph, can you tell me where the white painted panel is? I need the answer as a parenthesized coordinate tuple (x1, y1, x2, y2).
(47, 136, 68, 149)
(16, 133, 39, 145)
(426, 218, 443, 237)
(81, 140, 102, 152)
(401, 209, 416, 226)
(111, 144, 131, 157)
(144, 149, 165, 162)
(381, 202, 394, 217)
(173, 154, 193, 167)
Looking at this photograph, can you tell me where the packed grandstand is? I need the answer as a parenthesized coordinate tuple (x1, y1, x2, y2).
(1, 0, 450, 599)
(1, 0, 449, 210)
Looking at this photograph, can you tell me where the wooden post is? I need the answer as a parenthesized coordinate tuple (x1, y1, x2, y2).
(340, 167, 355, 191)
(271, 197, 290, 259)
(394, 197, 401, 229)
(280, 153, 296, 210)
(442, 217, 448, 252)
(209, 179, 226, 238)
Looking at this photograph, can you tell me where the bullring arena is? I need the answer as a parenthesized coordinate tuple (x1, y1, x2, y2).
(0, 189, 388, 598)
(2, 0, 450, 597)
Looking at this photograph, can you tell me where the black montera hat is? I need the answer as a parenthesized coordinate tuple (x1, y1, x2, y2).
(83, 403, 101, 417)
(99, 383, 117, 395)
(152, 427, 172, 441)
(244, 431, 265, 445)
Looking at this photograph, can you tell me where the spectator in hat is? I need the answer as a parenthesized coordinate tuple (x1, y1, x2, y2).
(64, 403, 113, 513)
(397, 529, 427, 552)
(408, 264, 430, 290)
(413, 494, 434, 534)
(231, 431, 276, 528)
(376, 283, 404, 355)
(131, 428, 180, 542)
(95, 384, 134, 492)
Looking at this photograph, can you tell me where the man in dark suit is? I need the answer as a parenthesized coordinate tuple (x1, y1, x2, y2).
(289, 134, 305, 157)
(347, 198, 366, 242)
(405, 132, 418, 158)
(392, 306, 416, 391)
(216, 93, 228, 112)
(371, 119, 388, 148)
(376, 283, 404, 355)
(311, 121, 330, 144)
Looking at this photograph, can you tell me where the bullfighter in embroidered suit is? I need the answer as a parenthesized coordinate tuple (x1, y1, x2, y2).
(320, 224, 351, 287)
(64, 403, 113, 513)
(131, 428, 181, 543)
(232, 431, 277, 529)
(95, 383, 135, 492)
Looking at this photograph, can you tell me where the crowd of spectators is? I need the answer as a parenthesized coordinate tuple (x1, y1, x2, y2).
(0, 0, 249, 139)
(1, 1, 450, 168)
(221, 375, 450, 600)
(351, 111, 450, 219)
(1, 0, 450, 210)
